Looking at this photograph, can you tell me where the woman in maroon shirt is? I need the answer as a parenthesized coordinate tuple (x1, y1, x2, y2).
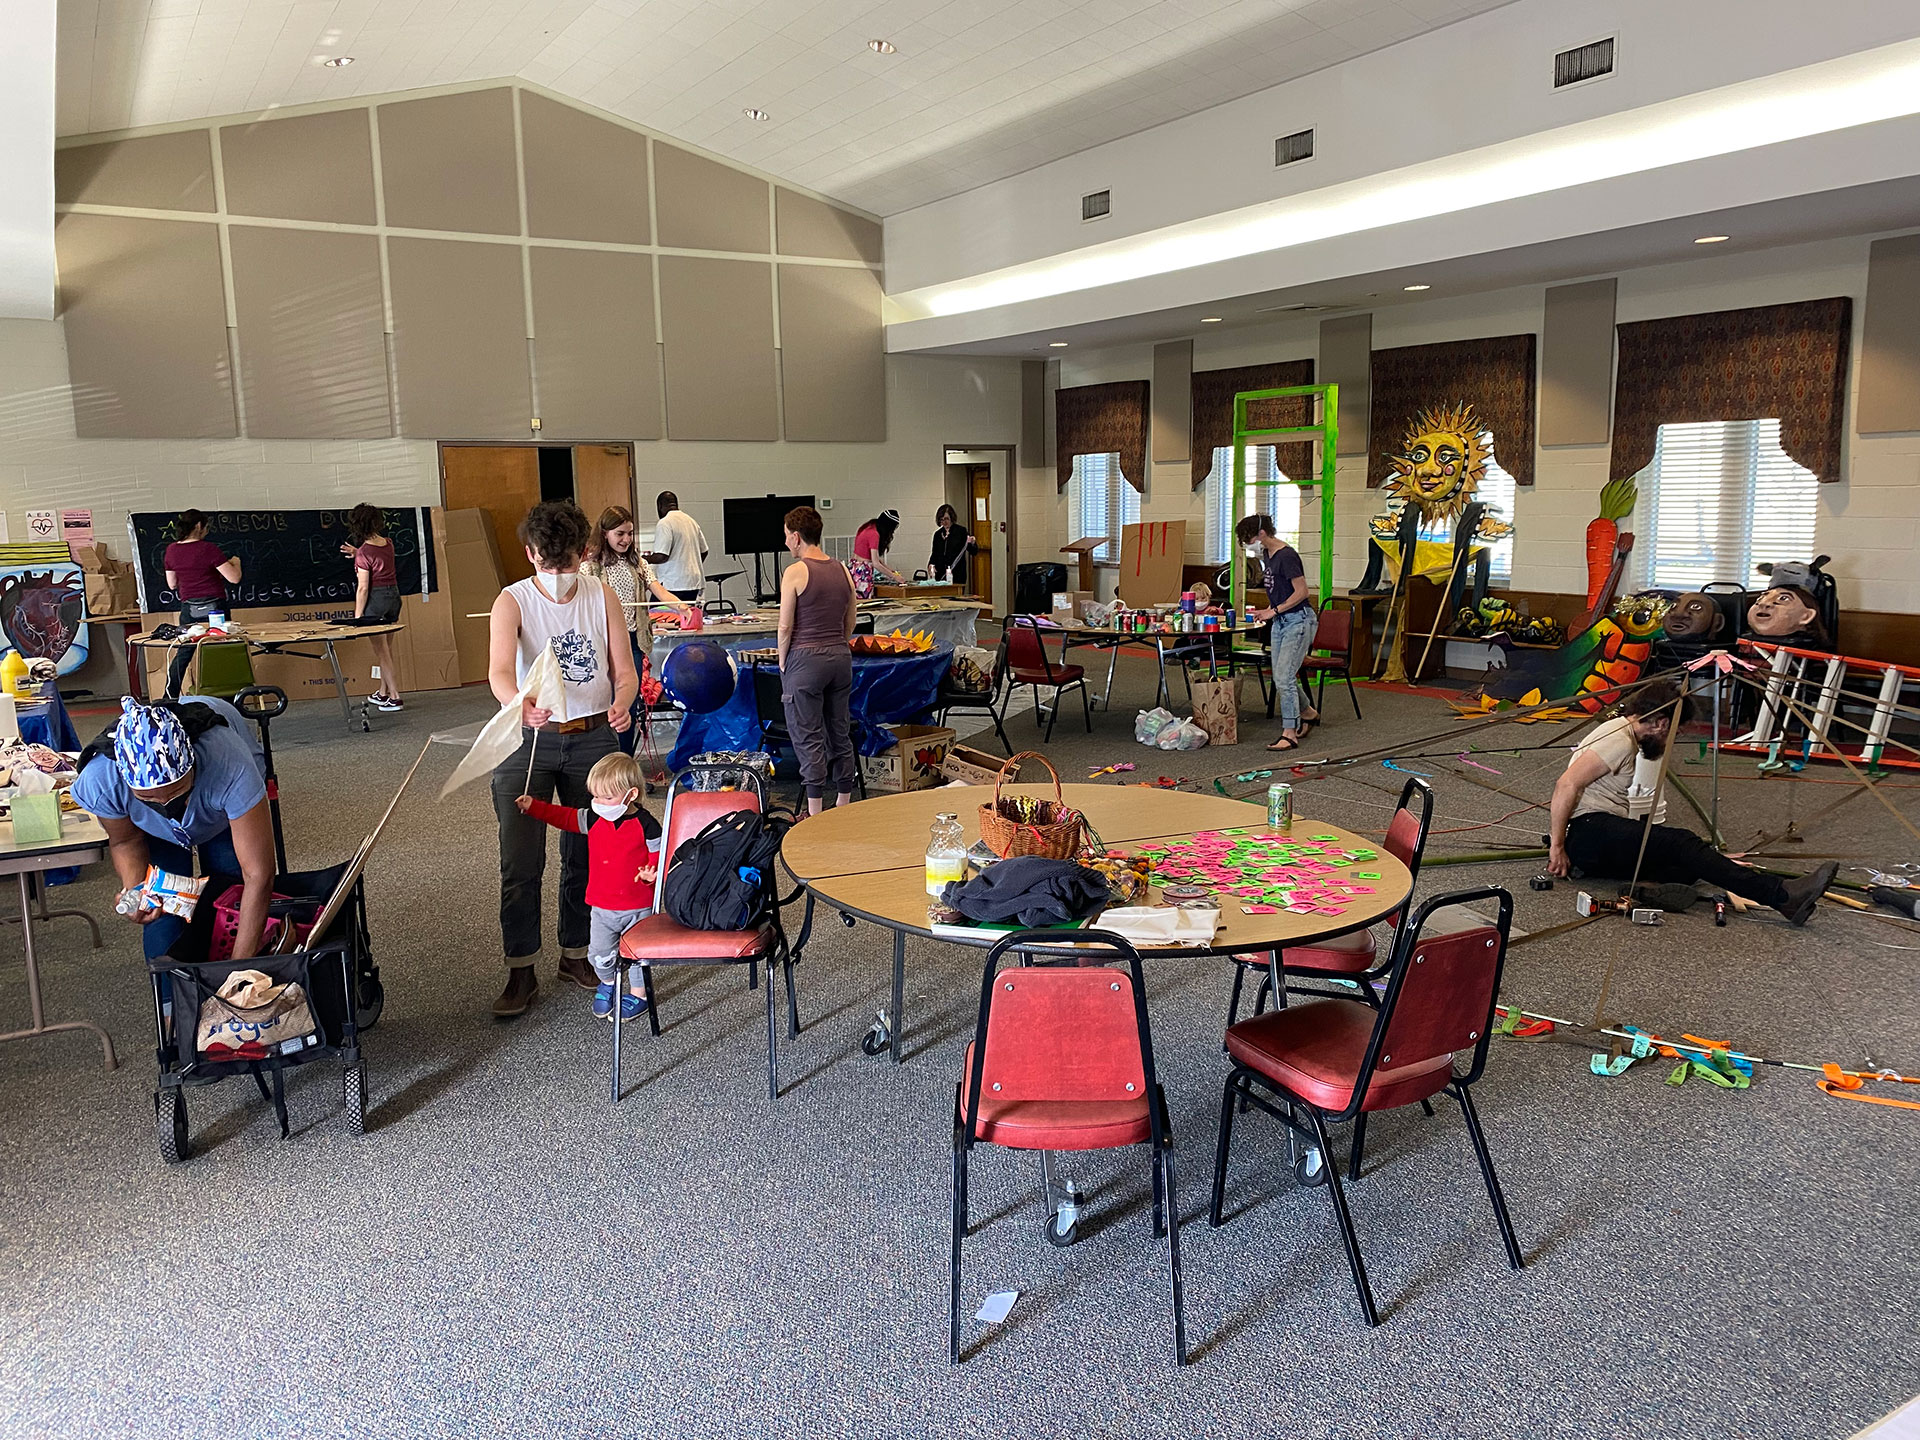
(338, 504, 403, 712)
(161, 509, 241, 698)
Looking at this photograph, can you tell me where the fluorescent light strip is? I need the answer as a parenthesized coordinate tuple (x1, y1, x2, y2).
(896, 37, 1920, 321)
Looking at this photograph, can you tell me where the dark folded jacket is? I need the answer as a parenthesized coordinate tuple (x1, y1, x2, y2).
(941, 856, 1109, 927)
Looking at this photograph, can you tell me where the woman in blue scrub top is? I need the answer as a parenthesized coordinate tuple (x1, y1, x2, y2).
(72, 697, 277, 960)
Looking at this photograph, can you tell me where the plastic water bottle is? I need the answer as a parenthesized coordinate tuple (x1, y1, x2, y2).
(926, 812, 967, 896)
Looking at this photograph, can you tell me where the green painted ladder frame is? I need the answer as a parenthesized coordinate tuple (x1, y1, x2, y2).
(1230, 382, 1338, 620)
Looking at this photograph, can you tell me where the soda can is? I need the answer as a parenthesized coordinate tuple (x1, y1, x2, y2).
(1266, 781, 1293, 830)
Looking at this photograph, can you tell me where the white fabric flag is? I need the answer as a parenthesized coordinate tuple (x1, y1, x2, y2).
(438, 647, 568, 798)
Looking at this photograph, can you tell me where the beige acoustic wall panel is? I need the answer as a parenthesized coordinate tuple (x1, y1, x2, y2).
(659, 256, 777, 440)
(1320, 312, 1372, 456)
(655, 145, 770, 254)
(55, 131, 215, 212)
(777, 264, 884, 442)
(531, 247, 661, 439)
(377, 89, 520, 235)
(220, 109, 377, 225)
(1858, 234, 1920, 435)
(387, 237, 531, 438)
(521, 92, 651, 244)
(230, 226, 390, 438)
(1152, 339, 1193, 464)
(1540, 278, 1616, 446)
(55, 213, 235, 438)
(775, 188, 882, 264)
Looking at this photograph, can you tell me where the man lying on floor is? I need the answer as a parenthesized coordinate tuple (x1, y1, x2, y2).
(1546, 678, 1837, 925)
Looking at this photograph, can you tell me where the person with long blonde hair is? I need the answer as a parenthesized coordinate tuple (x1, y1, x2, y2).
(582, 505, 694, 751)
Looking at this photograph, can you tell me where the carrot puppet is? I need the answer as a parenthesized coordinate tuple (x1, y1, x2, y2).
(1586, 478, 1637, 612)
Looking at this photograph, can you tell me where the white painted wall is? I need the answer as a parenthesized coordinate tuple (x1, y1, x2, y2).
(885, 0, 1920, 293)
(1038, 231, 1920, 616)
(0, 0, 56, 319)
(0, 314, 1022, 689)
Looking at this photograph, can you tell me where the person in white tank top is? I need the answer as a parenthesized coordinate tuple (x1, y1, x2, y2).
(485, 502, 639, 1018)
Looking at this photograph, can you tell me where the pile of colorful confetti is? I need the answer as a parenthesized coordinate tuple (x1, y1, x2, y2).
(1132, 828, 1383, 916)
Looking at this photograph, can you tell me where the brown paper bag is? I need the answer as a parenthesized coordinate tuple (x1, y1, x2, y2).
(1189, 673, 1241, 746)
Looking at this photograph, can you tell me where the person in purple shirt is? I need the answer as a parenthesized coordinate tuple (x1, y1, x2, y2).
(161, 509, 242, 698)
(1236, 513, 1319, 752)
(336, 504, 404, 712)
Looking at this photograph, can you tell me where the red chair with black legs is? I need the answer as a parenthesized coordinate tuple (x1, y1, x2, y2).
(1300, 600, 1364, 720)
(1003, 614, 1091, 742)
(950, 930, 1186, 1366)
(1208, 887, 1524, 1327)
(615, 767, 798, 1103)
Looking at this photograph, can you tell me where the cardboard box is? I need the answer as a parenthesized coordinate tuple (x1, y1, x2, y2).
(940, 742, 1010, 787)
(73, 542, 139, 618)
(1068, 591, 1100, 622)
(860, 723, 957, 793)
(1117, 521, 1187, 608)
(440, 508, 504, 686)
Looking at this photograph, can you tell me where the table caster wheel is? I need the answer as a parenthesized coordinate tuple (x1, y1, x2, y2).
(1293, 1145, 1327, 1187)
(861, 1013, 890, 1056)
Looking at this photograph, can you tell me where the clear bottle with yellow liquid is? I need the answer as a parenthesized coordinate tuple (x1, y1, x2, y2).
(925, 812, 966, 897)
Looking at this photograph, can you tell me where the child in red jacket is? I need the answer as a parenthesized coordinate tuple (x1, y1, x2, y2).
(517, 752, 662, 1022)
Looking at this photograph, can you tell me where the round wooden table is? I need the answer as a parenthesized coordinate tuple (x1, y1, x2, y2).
(781, 783, 1412, 1062)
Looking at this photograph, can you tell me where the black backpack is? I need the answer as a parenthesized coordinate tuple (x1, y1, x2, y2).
(661, 808, 792, 932)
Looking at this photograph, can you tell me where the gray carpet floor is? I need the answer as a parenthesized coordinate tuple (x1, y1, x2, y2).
(3, 654, 1918, 1440)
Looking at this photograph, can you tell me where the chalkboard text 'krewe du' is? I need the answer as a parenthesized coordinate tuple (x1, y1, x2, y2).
(129, 508, 439, 610)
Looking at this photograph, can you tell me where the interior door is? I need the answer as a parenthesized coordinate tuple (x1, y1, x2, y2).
(572, 443, 634, 528)
(967, 466, 992, 601)
(442, 445, 540, 585)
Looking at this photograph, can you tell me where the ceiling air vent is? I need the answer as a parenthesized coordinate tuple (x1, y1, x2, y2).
(1274, 129, 1314, 166)
(1553, 37, 1614, 88)
(1081, 189, 1110, 222)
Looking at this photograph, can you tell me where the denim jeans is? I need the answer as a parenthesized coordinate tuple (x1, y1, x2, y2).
(492, 723, 619, 963)
(1268, 606, 1317, 731)
(141, 828, 241, 961)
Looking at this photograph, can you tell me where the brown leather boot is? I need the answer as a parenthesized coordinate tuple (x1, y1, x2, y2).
(557, 951, 598, 991)
(492, 966, 538, 1018)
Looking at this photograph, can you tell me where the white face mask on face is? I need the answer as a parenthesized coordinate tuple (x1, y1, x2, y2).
(591, 797, 631, 822)
(539, 567, 578, 600)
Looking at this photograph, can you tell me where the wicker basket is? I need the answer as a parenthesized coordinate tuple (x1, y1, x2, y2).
(979, 752, 1085, 860)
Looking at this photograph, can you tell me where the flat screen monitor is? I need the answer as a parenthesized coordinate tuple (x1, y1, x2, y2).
(723, 494, 816, 556)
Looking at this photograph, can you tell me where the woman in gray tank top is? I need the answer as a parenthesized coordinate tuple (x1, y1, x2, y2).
(777, 505, 857, 816)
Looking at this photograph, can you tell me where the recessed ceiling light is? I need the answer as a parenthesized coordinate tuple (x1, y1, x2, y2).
(320, 55, 353, 67)
(1200, 316, 1223, 323)
(743, 107, 770, 121)
(868, 39, 896, 54)
(1048, 341, 1069, 348)
(1695, 234, 1730, 243)
(1403, 283, 1430, 291)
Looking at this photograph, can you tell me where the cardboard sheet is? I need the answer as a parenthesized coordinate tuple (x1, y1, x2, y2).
(1117, 521, 1186, 608)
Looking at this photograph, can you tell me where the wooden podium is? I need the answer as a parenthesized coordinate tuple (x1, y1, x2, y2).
(1061, 536, 1104, 592)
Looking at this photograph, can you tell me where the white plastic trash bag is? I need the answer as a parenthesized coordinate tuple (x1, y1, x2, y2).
(1135, 707, 1175, 745)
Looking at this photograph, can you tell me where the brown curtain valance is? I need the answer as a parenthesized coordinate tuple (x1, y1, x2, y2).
(1189, 359, 1315, 491)
(1611, 298, 1851, 483)
(1368, 334, 1537, 488)
(1056, 379, 1149, 493)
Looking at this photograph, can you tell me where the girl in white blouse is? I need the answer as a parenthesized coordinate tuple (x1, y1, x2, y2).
(584, 505, 695, 753)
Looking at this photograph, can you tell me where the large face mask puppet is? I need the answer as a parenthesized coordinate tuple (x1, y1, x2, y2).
(1746, 585, 1821, 640)
(1662, 593, 1726, 644)
(1387, 403, 1488, 523)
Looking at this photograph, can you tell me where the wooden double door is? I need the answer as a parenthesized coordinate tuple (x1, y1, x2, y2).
(441, 443, 635, 583)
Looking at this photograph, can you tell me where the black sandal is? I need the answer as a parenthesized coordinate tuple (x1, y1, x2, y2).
(1267, 736, 1301, 752)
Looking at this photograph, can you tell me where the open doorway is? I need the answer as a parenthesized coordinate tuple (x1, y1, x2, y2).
(441, 442, 634, 583)
(943, 445, 1016, 616)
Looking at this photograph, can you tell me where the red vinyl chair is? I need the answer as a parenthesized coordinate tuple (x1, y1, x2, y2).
(1208, 888, 1524, 1327)
(615, 768, 798, 1103)
(1227, 775, 1434, 1026)
(951, 930, 1185, 1365)
(1300, 600, 1363, 720)
(1003, 615, 1092, 742)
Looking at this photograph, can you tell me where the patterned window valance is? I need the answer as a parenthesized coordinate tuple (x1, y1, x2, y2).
(1189, 359, 1316, 491)
(1368, 334, 1537, 488)
(1611, 298, 1851, 483)
(1056, 380, 1149, 493)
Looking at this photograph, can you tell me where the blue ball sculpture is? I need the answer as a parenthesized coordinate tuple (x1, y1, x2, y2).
(661, 639, 738, 714)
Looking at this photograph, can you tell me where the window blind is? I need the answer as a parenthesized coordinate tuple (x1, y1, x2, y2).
(1069, 452, 1139, 562)
(1632, 419, 1819, 590)
(1202, 445, 1299, 562)
(1477, 442, 1516, 585)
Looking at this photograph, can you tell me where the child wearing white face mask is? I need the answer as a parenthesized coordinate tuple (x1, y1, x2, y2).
(515, 751, 662, 1022)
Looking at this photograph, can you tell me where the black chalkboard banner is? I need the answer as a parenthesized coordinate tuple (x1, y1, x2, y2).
(128, 507, 439, 611)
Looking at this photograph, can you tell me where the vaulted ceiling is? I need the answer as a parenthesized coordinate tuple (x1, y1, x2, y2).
(57, 0, 1519, 215)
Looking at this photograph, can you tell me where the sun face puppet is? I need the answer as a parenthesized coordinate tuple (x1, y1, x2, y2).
(1389, 403, 1488, 523)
